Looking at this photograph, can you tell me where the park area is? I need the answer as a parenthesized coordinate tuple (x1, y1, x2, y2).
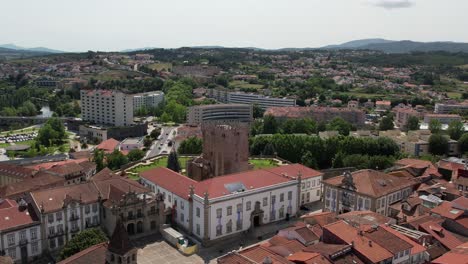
(125, 156, 281, 180)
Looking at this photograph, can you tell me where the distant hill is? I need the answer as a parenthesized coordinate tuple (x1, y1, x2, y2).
(322, 38, 395, 49)
(0, 47, 54, 60)
(321, 39, 468, 53)
(0, 43, 64, 53)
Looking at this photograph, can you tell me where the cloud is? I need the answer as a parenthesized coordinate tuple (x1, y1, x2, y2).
(371, 0, 414, 9)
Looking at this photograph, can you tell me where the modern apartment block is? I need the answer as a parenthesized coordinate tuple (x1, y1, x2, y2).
(434, 102, 468, 114)
(187, 104, 253, 125)
(132, 91, 164, 111)
(206, 89, 296, 109)
(423, 114, 461, 124)
(80, 89, 134, 127)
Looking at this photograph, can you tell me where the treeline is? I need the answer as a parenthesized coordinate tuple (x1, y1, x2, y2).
(348, 51, 468, 67)
(92, 78, 164, 93)
(0, 79, 50, 116)
(250, 134, 401, 170)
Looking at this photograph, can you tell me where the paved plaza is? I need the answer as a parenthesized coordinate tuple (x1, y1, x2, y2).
(136, 238, 204, 264)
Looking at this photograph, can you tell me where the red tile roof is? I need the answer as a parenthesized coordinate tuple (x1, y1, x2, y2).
(57, 242, 107, 264)
(379, 224, 426, 254)
(432, 242, 468, 264)
(96, 138, 120, 153)
(140, 164, 302, 199)
(300, 211, 338, 227)
(363, 226, 413, 255)
(337, 210, 393, 226)
(323, 221, 393, 263)
(431, 201, 464, 220)
(25, 158, 88, 170)
(395, 158, 441, 178)
(323, 169, 416, 198)
(419, 221, 463, 250)
(240, 245, 291, 264)
(0, 199, 38, 231)
(217, 252, 256, 264)
(0, 164, 36, 179)
(0, 171, 65, 199)
(266, 164, 322, 179)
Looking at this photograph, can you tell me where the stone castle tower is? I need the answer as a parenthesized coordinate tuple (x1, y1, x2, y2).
(187, 121, 251, 181)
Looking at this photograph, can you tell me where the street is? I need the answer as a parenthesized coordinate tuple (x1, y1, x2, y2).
(146, 126, 178, 158)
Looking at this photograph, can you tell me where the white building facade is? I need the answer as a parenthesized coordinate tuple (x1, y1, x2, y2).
(132, 91, 164, 111)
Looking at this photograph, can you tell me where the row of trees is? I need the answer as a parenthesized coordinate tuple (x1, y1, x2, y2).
(249, 134, 401, 170)
(93, 148, 145, 171)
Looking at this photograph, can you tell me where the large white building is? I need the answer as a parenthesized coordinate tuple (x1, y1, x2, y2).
(80, 89, 134, 127)
(140, 164, 321, 245)
(132, 91, 164, 111)
(187, 104, 253, 125)
(0, 199, 42, 263)
(206, 89, 296, 110)
(434, 102, 468, 114)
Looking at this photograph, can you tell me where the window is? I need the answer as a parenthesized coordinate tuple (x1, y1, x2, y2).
(246, 201, 251, 211)
(311, 180, 316, 187)
(92, 203, 98, 213)
(180, 202, 184, 210)
(93, 216, 98, 225)
(86, 217, 91, 226)
(271, 195, 276, 204)
(316, 189, 320, 197)
(306, 192, 310, 202)
(30, 228, 37, 240)
(180, 213, 185, 222)
(57, 224, 64, 234)
(302, 183, 305, 189)
(151, 221, 157, 230)
(49, 238, 56, 249)
(48, 226, 55, 236)
(326, 189, 331, 198)
(236, 203, 242, 213)
(19, 230, 26, 241)
(58, 236, 64, 246)
(196, 224, 200, 235)
(301, 193, 305, 203)
(85, 205, 90, 214)
(7, 234, 15, 246)
(226, 220, 232, 233)
(364, 199, 370, 209)
(216, 208, 222, 218)
(31, 241, 39, 254)
(263, 197, 268, 206)
(196, 207, 200, 217)
(216, 225, 222, 236)
(288, 191, 292, 200)
(280, 193, 284, 202)
(279, 206, 285, 218)
(307, 181, 311, 188)
(48, 214, 54, 223)
(227, 206, 232, 216)
(56, 212, 62, 221)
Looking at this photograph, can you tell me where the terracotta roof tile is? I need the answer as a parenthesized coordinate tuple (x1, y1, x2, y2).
(57, 242, 107, 264)
(96, 138, 120, 153)
(240, 245, 292, 264)
(323, 169, 416, 198)
(0, 171, 64, 199)
(0, 164, 36, 180)
(431, 201, 464, 220)
(266, 164, 322, 179)
(419, 221, 463, 250)
(379, 224, 426, 254)
(363, 226, 413, 254)
(0, 199, 39, 231)
(217, 252, 256, 264)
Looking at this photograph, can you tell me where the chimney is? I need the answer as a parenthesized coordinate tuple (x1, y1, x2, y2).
(368, 240, 372, 247)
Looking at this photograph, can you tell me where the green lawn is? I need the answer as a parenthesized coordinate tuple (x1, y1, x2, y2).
(127, 156, 192, 174)
(250, 159, 280, 169)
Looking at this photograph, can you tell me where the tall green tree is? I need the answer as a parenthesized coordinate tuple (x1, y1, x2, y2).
(106, 149, 129, 170)
(59, 228, 107, 260)
(379, 116, 394, 131)
(178, 136, 203, 154)
(36, 117, 67, 147)
(447, 120, 464, 140)
(252, 104, 265, 119)
(263, 115, 278, 134)
(428, 134, 449, 156)
(406, 116, 420, 131)
(167, 150, 181, 172)
(326, 117, 352, 136)
(459, 133, 468, 154)
(429, 119, 442, 134)
(262, 142, 276, 156)
(127, 149, 145, 162)
(93, 149, 105, 172)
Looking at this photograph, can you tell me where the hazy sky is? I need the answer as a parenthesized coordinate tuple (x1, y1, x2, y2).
(1, 0, 467, 52)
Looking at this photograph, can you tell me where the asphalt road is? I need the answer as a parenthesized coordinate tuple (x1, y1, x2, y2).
(146, 126, 178, 158)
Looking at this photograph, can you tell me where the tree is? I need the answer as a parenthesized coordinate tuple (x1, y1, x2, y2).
(406, 116, 420, 131)
(459, 133, 468, 154)
(59, 228, 107, 260)
(262, 142, 276, 156)
(428, 134, 449, 156)
(301, 151, 318, 169)
(252, 104, 264, 119)
(127, 149, 145, 162)
(447, 120, 464, 140)
(379, 116, 394, 131)
(429, 119, 442, 134)
(263, 115, 278, 134)
(178, 137, 203, 154)
(93, 149, 105, 172)
(36, 117, 67, 147)
(150, 128, 161, 139)
(167, 150, 181, 172)
(143, 136, 153, 148)
(160, 112, 172, 123)
(326, 117, 352, 136)
(81, 142, 88, 149)
(106, 149, 129, 170)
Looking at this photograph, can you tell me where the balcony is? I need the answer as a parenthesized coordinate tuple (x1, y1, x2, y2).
(70, 226, 80, 233)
